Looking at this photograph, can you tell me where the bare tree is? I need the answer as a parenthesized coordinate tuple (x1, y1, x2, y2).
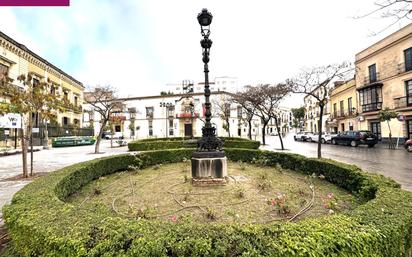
(212, 95, 232, 137)
(356, 0, 412, 35)
(286, 63, 353, 158)
(232, 89, 257, 140)
(244, 84, 290, 146)
(84, 86, 124, 154)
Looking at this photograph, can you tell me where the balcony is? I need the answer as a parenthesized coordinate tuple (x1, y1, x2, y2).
(176, 112, 199, 119)
(397, 63, 412, 74)
(361, 102, 382, 113)
(363, 72, 381, 85)
(394, 96, 412, 109)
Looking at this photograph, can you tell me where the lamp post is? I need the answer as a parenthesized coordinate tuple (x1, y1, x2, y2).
(160, 102, 174, 138)
(191, 9, 227, 185)
(196, 8, 223, 152)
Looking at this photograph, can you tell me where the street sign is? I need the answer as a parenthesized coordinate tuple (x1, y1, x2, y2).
(4, 129, 10, 135)
(32, 127, 40, 133)
(0, 113, 21, 129)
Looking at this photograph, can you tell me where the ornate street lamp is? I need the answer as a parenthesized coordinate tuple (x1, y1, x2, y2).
(195, 8, 223, 152)
(191, 8, 227, 185)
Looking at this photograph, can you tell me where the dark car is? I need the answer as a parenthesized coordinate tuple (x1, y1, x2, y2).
(405, 139, 412, 152)
(331, 130, 378, 147)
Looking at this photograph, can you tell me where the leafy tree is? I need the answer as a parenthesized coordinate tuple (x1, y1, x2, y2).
(286, 63, 353, 158)
(379, 107, 398, 149)
(84, 86, 124, 154)
(0, 73, 62, 177)
(291, 107, 305, 132)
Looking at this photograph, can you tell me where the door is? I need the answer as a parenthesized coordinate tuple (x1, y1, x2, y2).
(184, 124, 193, 137)
(408, 119, 412, 140)
(370, 122, 381, 140)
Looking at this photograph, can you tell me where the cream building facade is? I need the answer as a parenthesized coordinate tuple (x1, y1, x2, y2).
(329, 79, 358, 133)
(303, 86, 331, 133)
(355, 23, 412, 142)
(0, 31, 84, 146)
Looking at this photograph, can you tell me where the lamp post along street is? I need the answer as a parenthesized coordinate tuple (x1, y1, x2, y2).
(191, 8, 227, 185)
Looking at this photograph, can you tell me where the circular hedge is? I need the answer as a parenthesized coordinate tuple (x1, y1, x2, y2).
(3, 148, 412, 256)
(128, 137, 260, 151)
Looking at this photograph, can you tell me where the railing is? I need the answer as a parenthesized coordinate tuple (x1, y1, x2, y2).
(176, 112, 199, 118)
(361, 102, 382, 112)
(363, 72, 381, 85)
(394, 95, 412, 109)
(330, 110, 357, 119)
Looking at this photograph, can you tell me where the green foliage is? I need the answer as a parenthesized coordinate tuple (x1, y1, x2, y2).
(128, 137, 260, 151)
(378, 107, 398, 122)
(3, 148, 412, 256)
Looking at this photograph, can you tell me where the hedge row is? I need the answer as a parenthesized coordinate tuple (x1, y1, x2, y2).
(137, 136, 253, 142)
(128, 137, 260, 151)
(3, 149, 412, 256)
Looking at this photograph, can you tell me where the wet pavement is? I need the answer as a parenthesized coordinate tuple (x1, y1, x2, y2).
(0, 140, 130, 217)
(260, 134, 412, 191)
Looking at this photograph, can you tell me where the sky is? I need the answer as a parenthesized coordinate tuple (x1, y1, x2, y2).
(0, 0, 410, 105)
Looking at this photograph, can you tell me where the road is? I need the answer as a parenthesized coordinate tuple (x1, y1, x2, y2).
(260, 134, 412, 191)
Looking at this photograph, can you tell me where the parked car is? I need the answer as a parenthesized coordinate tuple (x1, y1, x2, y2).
(104, 132, 124, 140)
(331, 130, 378, 147)
(405, 139, 412, 152)
(309, 132, 337, 144)
(294, 131, 312, 141)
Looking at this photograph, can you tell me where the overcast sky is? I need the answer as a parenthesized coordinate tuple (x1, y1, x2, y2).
(0, 0, 410, 106)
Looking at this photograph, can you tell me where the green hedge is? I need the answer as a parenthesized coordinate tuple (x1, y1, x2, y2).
(128, 137, 260, 151)
(3, 149, 412, 256)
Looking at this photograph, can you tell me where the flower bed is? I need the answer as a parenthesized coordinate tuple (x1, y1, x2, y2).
(3, 149, 412, 256)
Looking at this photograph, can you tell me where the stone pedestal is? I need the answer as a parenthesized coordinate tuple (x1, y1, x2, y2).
(191, 151, 227, 185)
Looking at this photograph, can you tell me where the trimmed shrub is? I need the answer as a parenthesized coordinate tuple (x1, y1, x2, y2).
(128, 137, 260, 151)
(3, 148, 412, 256)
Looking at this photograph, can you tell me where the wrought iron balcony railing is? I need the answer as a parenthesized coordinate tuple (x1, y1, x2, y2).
(176, 112, 199, 118)
(363, 72, 381, 85)
(361, 102, 382, 112)
(394, 95, 412, 109)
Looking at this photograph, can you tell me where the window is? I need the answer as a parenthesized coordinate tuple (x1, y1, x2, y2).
(407, 80, 412, 106)
(404, 47, 412, 72)
(74, 95, 78, 106)
(146, 107, 154, 118)
(148, 120, 153, 136)
(370, 121, 381, 140)
(33, 78, 40, 87)
(333, 103, 337, 117)
(348, 97, 353, 114)
(64, 91, 69, 100)
(408, 119, 412, 139)
(62, 117, 69, 126)
(115, 125, 121, 132)
(339, 100, 344, 117)
(169, 119, 174, 136)
(0, 63, 9, 78)
(368, 64, 377, 83)
(50, 85, 56, 95)
(359, 86, 382, 112)
(237, 106, 242, 118)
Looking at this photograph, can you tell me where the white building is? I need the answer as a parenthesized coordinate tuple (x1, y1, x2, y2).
(303, 85, 332, 133)
(83, 91, 266, 140)
(169, 77, 241, 95)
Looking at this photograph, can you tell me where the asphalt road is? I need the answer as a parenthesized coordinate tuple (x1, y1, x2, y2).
(261, 134, 412, 191)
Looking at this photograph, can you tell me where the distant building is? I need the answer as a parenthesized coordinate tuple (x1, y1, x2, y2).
(329, 78, 358, 133)
(303, 85, 331, 133)
(83, 91, 264, 140)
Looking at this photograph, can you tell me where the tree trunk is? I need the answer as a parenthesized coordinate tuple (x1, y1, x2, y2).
(262, 123, 267, 145)
(275, 117, 285, 150)
(95, 121, 106, 154)
(387, 120, 393, 149)
(248, 118, 252, 140)
(317, 105, 324, 159)
(43, 121, 49, 149)
(21, 115, 28, 178)
(227, 120, 231, 137)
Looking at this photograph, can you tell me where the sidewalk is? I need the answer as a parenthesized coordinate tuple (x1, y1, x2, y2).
(0, 146, 42, 157)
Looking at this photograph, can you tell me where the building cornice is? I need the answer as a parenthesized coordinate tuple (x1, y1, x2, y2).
(0, 30, 84, 89)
